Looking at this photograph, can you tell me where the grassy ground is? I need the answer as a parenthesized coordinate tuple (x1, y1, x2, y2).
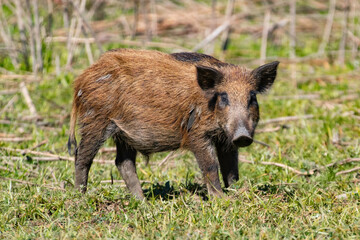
(1, 58, 359, 239)
(1, 1, 360, 239)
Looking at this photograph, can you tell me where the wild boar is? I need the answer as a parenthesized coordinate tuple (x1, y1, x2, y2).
(68, 49, 279, 200)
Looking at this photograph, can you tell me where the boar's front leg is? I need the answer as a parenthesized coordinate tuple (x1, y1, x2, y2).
(215, 143, 239, 188)
(190, 141, 223, 196)
(114, 135, 145, 200)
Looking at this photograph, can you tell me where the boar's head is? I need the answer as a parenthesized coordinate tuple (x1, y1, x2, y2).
(196, 61, 279, 148)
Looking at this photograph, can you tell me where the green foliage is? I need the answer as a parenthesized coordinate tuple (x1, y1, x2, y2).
(1, 59, 359, 238)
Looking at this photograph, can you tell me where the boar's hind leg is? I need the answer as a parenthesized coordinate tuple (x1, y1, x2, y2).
(75, 134, 105, 193)
(114, 136, 145, 200)
(215, 143, 239, 188)
(190, 142, 223, 197)
(75, 123, 116, 193)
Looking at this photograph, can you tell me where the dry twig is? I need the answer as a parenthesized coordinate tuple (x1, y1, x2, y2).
(239, 156, 360, 176)
(1, 147, 113, 164)
(260, 114, 314, 125)
(318, 0, 336, 55)
(19, 82, 37, 117)
(256, 126, 282, 133)
(336, 167, 360, 176)
(0, 137, 33, 142)
(260, 6, 271, 65)
(158, 151, 184, 167)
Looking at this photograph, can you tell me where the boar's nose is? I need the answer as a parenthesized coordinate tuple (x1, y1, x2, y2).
(232, 126, 253, 147)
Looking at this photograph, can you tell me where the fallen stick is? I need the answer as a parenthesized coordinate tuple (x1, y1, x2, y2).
(1, 147, 114, 164)
(270, 94, 320, 100)
(0, 133, 15, 137)
(0, 89, 18, 95)
(70, 1, 104, 54)
(1, 156, 64, 161)
(256, 126, 281, 133)
(238, 157, 313, 176)
(0, 137, 33, 142)
(45, 36, 189, 51)
(253, 139, 271, 148)
(158, 151, 176, 167)
(101, 179, 151, 184)
(192, 18, 232, 52)
(336, 167, 360, 176)
(331, 94, 359, 103)
(239, 157, 360, 176)
(30, 139, 48, 150)
(0, 74, 40, 81)
(99, 147, 116, 153)
(323, 158, 360, 169)
(19, 82, 37, 117)
(158, 151, 185, 167)
(260, 114, 314, 125)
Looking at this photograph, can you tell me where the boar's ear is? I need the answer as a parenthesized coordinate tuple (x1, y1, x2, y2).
(251, 61, 279, 93)
(196, 65, 223, 91)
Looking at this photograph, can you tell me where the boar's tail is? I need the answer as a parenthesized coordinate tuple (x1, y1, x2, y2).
(68, 101, 78, 156)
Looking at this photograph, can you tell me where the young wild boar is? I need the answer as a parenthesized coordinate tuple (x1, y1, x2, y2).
(68, 49, 279, 200)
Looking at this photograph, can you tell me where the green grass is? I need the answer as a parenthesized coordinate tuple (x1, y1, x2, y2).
(1, 62, 359, 238)
(1, 1, 360, 238)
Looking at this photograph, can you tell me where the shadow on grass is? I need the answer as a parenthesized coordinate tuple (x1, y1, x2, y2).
(143, 181, 208, 201)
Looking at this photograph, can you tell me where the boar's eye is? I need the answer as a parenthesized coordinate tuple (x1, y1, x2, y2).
(248, 90, 258, 108)
(219, 92, 229, 109)
(208, 92, 229, 111)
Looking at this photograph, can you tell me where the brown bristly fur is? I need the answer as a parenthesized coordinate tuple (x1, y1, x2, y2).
(68, 48, 279, 199)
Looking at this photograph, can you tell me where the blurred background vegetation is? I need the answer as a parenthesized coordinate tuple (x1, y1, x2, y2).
(0, 0, 359, 238)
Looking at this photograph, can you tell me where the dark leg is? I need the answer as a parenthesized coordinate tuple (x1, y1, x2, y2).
(114, 136, 144, 200)
(75, 134, 105, 193)
(215, 143, 239, 188)
(190, 141, 223, 196)
(75, 122, 117, 193)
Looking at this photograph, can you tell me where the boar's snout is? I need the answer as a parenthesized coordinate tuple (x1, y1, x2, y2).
(232, 126, 253, 147)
